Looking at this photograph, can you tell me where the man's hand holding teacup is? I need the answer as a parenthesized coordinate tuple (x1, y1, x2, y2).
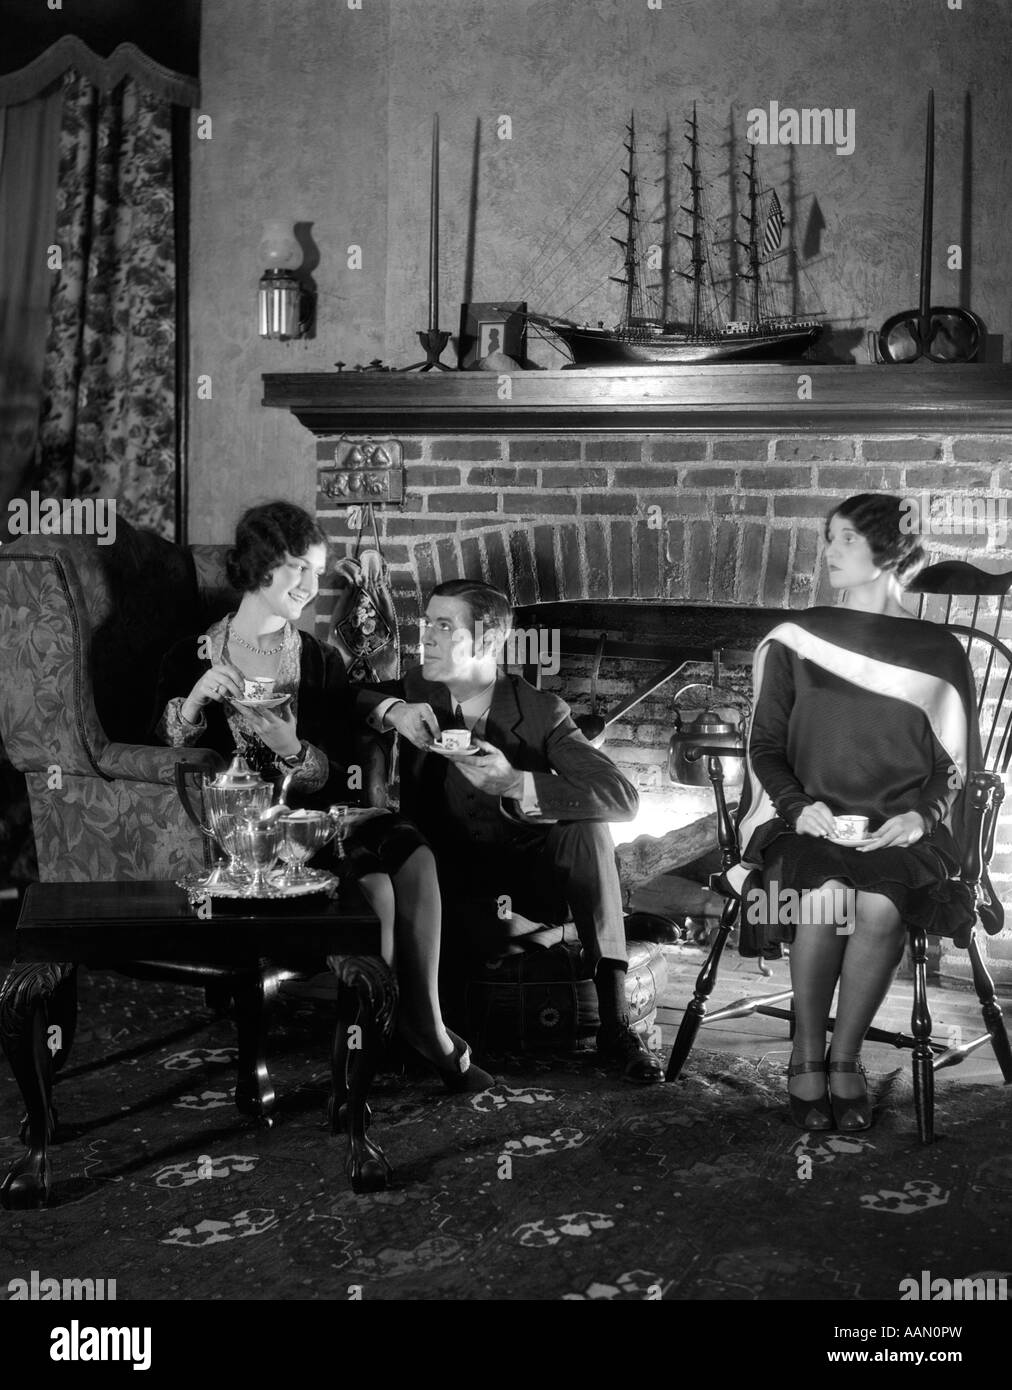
(385, 701, 440, 749)
(451, 738, 524, 798)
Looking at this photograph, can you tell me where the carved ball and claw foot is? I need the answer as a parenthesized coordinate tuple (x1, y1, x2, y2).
(0, 961, 78, 1211)
(329, 1098, 387, 1193)
(345, 1137, 391, 1195)
(234, 1083, 277, 1129)
(0, 1151, 52, 1211)
(232, 965, 287, 1127)
(327, 952, 398, 1194)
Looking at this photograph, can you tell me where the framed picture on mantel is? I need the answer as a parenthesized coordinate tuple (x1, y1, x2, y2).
(458, 301, 527, 369)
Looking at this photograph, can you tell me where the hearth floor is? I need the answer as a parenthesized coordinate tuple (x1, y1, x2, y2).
(656, 941, 1011, 1086)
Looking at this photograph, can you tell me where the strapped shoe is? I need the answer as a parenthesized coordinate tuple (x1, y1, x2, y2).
(828, 1056, 872, 1132)
(787, 1058, 834, 1131)
(597, 1023, 664, 1084)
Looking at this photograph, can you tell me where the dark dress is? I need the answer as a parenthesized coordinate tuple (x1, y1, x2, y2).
(735, 607, 989, 946)
(153, 621, 423, 877)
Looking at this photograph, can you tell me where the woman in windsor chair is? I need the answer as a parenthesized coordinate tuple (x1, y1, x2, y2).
(734, 493, 989, 1131)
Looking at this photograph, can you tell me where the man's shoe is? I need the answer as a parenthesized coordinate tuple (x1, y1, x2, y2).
(597, 1023, 664, 1084)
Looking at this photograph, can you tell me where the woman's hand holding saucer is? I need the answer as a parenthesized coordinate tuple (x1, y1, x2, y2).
(236, 702, 300, 759)
(856, 811, 925, 851)
(795, 801, 836, 837)
(182, 662, 245, 723)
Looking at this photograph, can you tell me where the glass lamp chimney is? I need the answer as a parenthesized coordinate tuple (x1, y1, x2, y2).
(258, 220, 304, 339)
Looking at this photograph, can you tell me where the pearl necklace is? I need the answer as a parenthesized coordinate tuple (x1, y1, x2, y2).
(228, 618, 288, 657)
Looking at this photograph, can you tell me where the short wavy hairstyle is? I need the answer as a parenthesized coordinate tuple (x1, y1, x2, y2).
(824, 492, 927, 586)
(225, 502, 327, 593)
(429, 579, 513, 649)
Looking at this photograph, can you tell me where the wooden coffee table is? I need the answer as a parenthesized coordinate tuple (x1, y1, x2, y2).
(0, 880, 397, 1208)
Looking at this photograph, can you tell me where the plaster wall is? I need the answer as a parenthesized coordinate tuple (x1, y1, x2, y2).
(190, 0, 390, 537)
(189, 0, 1012, 539)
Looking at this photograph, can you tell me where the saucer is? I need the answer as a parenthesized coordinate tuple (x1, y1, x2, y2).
(229, 695, 289, 711)
(826, 832, 870, 847)
(429, 742, 480, 756)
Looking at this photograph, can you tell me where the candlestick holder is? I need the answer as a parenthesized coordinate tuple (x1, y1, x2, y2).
(402, 114, 452, 371)
(402, 329, 453, 372)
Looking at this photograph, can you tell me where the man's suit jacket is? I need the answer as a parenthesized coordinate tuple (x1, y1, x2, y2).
(356, 666, 638, 838)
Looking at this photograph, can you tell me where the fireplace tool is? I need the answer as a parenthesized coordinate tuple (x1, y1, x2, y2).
(574, 633, 608, 745)
(877, 90, 984, 364)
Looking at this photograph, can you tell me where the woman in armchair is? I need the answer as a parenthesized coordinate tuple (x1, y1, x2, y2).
(735, 493, 987, 1131)
(155, 500, 493, 1093)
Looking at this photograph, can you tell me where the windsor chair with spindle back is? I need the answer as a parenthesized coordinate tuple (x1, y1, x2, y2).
(666, 562, 1012, 1142)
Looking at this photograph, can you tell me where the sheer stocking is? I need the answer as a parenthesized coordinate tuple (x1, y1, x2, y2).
(787, 883, 848, 1101)
(830, 890, 906, 1097)
(357, 849, 455, 1062)
(786, 882, 906, 1100)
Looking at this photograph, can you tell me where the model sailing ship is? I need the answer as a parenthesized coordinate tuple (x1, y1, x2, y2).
(527, 111, 823, 366)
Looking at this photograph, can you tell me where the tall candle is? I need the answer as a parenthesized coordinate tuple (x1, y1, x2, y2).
(918, 89, 934, 348)
(428, 114, 439, 332)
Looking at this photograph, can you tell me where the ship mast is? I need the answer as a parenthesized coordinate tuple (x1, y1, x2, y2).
(657, 116, 674, 326)
(746, 143, 761, 322)
(609, 112, 641, 327)
(788, 143, 799, 318)
(677, 103, 706, 335)
(727, 107, 739, 319)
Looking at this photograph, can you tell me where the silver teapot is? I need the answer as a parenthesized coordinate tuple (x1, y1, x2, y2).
(176, 755, 274, 886)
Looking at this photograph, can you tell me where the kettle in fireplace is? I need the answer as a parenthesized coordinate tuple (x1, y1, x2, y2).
(667, 674, 750, 790)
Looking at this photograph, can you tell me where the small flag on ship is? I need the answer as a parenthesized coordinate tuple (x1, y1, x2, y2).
(762, 190, 784, 260)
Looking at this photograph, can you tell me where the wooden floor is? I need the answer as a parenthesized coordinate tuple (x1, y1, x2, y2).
(656, 941, 1011, 1086)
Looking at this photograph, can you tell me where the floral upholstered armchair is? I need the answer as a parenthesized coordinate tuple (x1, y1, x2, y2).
(0, 520, 236, 882)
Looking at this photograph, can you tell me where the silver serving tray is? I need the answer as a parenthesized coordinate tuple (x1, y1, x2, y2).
(176, 870, 339, 902)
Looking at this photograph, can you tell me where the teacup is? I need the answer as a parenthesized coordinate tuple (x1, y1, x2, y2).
(243, 677, 275, 701)
(439, 729, 472, 752)
(834, 815, 869, 842)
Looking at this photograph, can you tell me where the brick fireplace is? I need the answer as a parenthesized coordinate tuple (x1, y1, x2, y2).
(265, 365, 1012, 984)
(355, 430, 1010, 621)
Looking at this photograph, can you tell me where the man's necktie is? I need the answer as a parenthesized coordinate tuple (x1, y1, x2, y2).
(425, 702, 467, 806)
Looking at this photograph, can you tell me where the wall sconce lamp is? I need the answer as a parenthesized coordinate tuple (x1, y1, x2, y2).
(258, 219, 309, 339)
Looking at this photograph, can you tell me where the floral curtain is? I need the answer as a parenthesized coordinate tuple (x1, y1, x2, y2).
(0, 7, 197, 899)
(34, 70, 177, 538)
(0, 89, 62, 523)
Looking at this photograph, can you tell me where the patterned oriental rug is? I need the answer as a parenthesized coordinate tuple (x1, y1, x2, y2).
(0, 968, 1009, 1305)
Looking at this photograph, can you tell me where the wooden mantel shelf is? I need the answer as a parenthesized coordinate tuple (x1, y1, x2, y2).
(263, 363, 1012, 436)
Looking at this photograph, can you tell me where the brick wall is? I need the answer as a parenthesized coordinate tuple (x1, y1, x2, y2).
(315, 428, 1012, 985)
(314, 432, 1010, 623)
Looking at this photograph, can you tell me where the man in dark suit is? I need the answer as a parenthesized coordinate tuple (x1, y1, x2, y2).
(357, 579, 663, 1083)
